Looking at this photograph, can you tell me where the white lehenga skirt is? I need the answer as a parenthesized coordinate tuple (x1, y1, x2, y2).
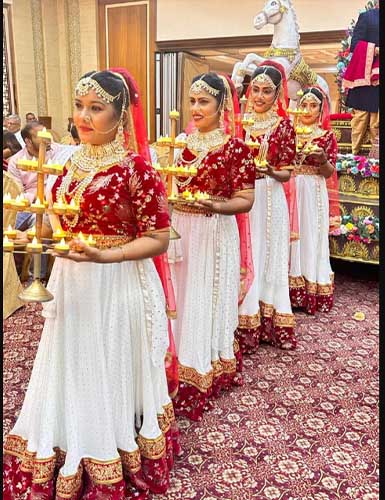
(168, 209, 241, 420)
(289, 174, 334, 314)
(237, 177, 296, 351)
(4, 257, 177, 495)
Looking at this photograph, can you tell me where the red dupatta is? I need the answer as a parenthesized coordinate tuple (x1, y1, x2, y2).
(109, 67, 178, 396)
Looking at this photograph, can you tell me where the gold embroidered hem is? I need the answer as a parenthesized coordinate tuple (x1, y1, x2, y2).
(3, 400, 175, 490)
(83, 458, 123, 485)
(56, 466, 83, 498)
(137, 433, 166, 460)
(260, 300, 296, 328)
(289, 275, 306, 289)
(212, 359, 224, 378)
(119, 448, 141, 474)
(289, 274, 334, 296)
(233, 338, 240, 354)
(178, 363, 214, 392)
(238, 312, 261, 329)
(220, 358, 237, 374)
(178, 356, 238, 393)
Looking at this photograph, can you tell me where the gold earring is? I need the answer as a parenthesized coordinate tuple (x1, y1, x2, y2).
(116, 122, 124, 145)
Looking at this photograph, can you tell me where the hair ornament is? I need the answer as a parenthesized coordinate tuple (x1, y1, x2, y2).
(300, 88, 322, 106)
(75, 72, 121, 103)
(251, 68, 277, 90)
(190, 78, 220, 96)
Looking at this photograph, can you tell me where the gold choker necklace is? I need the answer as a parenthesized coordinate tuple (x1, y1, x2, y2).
(186, 128, 227, 154)
(248, 110, 279, 131)
(56, 139, 126, 229)
(175, 128, 227, 189)
(71, 139, 126, 172)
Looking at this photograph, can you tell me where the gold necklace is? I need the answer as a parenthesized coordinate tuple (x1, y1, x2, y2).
(56, 139, 126, 229)
(175, 128, 227, 188)
(249, 110, 279, 131)
(71, 139, 126, 172)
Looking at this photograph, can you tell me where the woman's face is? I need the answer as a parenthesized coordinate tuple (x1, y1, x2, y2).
(250, 81, 277, 113)
(73, 89, 119, 145)
(189, 89, 220, 133)
(299, 96, 321, 126)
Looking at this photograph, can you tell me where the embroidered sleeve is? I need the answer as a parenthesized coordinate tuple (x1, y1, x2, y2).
(229, 139, 256, 194)
(275, 119, 296, 169)
(324, 131, 338, 168)
(127, 155, 170, 235)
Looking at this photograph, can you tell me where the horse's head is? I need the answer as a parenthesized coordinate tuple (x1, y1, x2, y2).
(254, 0, 288, 30)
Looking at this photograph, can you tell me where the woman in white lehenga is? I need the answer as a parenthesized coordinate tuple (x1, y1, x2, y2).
(236, 61, 298, 354)
(289, 86, 339, 314)
(168, 73, 255, 421)
(3, 68, 180, 500)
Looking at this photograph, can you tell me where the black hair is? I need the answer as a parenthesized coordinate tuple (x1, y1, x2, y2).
(79, 70, 131, 118)
(69, 123, 80, 141)
(21, 121, 42, 141)
(302, 87, 324, 105)
(3, 131, 22, 155)
(251, 66, 283, 89)
(191, 72, 226, 107)
(25, 112, 36, 118)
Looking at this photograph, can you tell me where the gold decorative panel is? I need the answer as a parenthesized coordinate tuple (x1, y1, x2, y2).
(350, 206, 375, 219)
(339, 174, 356, 194)
(30, 0, 47, 115)
(358, 178, 379, 198)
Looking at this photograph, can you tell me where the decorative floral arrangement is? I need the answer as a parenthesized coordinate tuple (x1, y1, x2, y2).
(335, 0, 378, 110)
(330, 214, 379, 243)
(336, 154, 379, 177)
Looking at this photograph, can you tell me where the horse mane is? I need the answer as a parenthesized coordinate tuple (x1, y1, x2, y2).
(283, 0, 300, 45)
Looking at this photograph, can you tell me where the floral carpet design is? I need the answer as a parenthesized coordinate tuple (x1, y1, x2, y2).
(3, 274, 379, 500)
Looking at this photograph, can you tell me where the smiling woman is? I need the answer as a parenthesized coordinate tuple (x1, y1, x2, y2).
(168, 72, 256, 422)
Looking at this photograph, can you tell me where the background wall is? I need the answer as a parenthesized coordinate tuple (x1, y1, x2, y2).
(157, 0, 366, 41)
(6, 0, 366, 137)
(8, 0, 98, 137)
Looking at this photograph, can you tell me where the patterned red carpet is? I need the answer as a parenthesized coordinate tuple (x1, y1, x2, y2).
(3, 272, 379, 500)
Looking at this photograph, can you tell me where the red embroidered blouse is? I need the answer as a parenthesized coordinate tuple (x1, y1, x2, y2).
(296, 130, 338, 168)
(176, 137, 255, 198)
(52, 153, 170, 237)
(247, 118, 296, 171)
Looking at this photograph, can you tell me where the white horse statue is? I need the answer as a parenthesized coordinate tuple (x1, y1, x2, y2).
(232, 0, 330, 107)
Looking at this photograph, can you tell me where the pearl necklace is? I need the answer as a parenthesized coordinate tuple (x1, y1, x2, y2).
(56, 139, 126, 229)
(175, 128, 227, 188)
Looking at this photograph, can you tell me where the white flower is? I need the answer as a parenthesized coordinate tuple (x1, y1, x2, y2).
(332, 451, 352, 465)
(259, 424, 277, 437)
(222, 468, 242, 483)
(188, 454, 203, 465)
(278, 459, 299, 474)
(321, 476, 338, 489)
(340, 224, 348, 234)
(263, 486, 281, 499)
